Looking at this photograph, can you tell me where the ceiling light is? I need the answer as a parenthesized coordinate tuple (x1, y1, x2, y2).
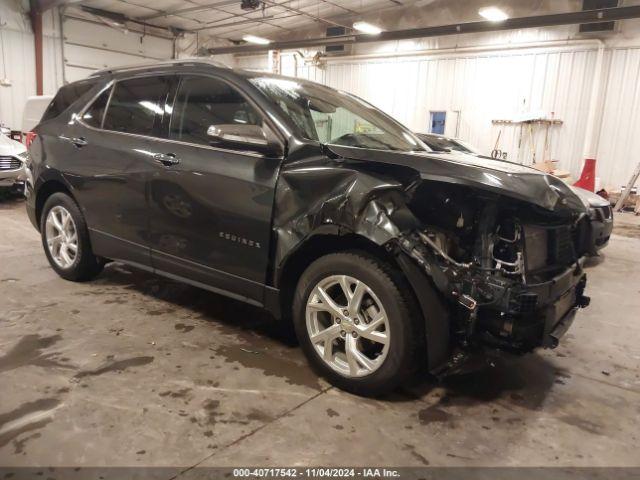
(353, 21, 383, 35)
(242, 35, 271, 45)
(479, 7, 509, 22)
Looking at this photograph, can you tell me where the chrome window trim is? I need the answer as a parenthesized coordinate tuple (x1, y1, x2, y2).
(78, 120, 277, 160)
(101, 83, 116, 129)
(77, 80, 114, 129)
(76, 73, 285, 160)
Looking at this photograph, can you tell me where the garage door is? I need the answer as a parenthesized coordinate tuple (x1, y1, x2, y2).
(61, 15, 173, 83)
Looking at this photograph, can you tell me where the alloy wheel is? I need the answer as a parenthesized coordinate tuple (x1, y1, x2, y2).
(45, 205, 78, 269)
(305, 275, 390, 378)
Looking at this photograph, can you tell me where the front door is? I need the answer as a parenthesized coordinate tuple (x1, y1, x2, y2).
(148, 75, 282, 304)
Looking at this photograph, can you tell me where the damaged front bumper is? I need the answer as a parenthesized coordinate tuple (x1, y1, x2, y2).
(397, 231, 590, 365)
(475, 262, 589, 352)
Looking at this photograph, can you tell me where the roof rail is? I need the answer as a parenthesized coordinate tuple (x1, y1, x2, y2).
(90, 57, 230, 77)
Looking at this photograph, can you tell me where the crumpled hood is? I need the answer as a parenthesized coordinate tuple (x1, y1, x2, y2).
(326, 145, 586, 213)
(0, 134, 27, 157)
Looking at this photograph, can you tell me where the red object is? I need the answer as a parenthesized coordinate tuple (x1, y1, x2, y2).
(574, 158, 596, 192)
(25, 131, 37, 148)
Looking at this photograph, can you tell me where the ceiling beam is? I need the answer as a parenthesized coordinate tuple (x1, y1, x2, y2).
(76, 5, 183, 36)
(31, 0, 86, 12)
(208, 5, 640, 54)
(259, 0, 351, 29)
(191, 13, 302, 33)
(138, 0, 298, 34)
(139, 0, 238, 21)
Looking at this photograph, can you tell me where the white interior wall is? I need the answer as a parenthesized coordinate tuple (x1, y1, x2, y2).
(597, 47, 640, 189)
(0, 2, 62, 130)
(282, 46, 598, 174)
(236, 27, 640, 188)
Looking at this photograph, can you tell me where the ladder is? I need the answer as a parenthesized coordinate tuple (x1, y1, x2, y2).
(614, 162, 640, 212)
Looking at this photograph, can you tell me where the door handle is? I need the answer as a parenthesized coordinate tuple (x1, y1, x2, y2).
(71, 137, 88, 147)
(153, 152, 180, 167)
(59, 135, 88, 147)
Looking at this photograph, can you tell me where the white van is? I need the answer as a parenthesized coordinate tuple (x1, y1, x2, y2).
(22, 95, 54, 133)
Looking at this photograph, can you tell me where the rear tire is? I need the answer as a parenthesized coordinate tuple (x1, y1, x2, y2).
(40, 192, 104, 281)
(293, 251, 422, 396)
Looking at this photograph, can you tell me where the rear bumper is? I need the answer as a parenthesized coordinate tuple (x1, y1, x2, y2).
(25, 181, 38, 230)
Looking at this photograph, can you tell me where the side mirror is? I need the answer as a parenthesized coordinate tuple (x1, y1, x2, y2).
(206, 124, 282, 157)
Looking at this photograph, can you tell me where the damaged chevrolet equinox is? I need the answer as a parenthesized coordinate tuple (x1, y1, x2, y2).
(26, 60, 591, 395)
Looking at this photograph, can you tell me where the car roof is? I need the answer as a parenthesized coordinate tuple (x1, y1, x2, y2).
(88, 58, 328, 89)
(89, 57, 232, 77)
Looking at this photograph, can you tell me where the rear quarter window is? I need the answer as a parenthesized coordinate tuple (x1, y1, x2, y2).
(41, 79, 98, 122)
(81, 87, 112, 129)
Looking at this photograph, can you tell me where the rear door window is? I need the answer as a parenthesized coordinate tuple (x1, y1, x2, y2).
(41, 79, 97, 122)
(168, 75, 262, 146)
(103, 76, 172, 137)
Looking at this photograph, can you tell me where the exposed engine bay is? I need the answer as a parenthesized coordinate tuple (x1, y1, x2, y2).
(393, 181, 590, 363)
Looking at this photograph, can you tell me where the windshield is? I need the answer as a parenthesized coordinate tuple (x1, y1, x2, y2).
(249, 77, 428, 152)
(418, 134, 475, 154)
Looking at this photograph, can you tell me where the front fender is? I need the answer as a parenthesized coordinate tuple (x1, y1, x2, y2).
(271, 154, 451, 371)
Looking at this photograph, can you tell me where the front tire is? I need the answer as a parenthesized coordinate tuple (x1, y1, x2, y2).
(40, 192, 104, 281)
(293, 252, 422, 396)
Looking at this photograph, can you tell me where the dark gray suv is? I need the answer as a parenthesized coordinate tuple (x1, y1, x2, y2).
(25, 59, 591, 396)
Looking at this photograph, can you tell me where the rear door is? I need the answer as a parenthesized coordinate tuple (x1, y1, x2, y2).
(68, 75, 175, 266)
(148, 74, 283, 303)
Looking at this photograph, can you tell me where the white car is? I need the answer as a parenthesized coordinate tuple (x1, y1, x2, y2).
(0, 133, 29, 192)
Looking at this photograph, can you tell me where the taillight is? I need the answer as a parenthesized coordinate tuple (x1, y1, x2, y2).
(25, 131, 37, 148)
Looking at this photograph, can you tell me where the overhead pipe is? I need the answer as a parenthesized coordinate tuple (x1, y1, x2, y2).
(207, 6, 640, 55)
(250, 38, 608, 64)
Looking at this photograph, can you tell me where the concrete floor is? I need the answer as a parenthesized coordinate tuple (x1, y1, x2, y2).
(1, 195, 639, 469)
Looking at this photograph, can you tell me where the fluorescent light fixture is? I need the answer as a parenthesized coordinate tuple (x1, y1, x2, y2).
(243, 35, 271, 45)
(479, 6, 509, 22)
(353, 21, 383, 35)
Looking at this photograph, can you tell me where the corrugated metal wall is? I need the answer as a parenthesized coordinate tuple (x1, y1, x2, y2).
(597, 47, 640, 188)
(237, 43, 640, 188)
